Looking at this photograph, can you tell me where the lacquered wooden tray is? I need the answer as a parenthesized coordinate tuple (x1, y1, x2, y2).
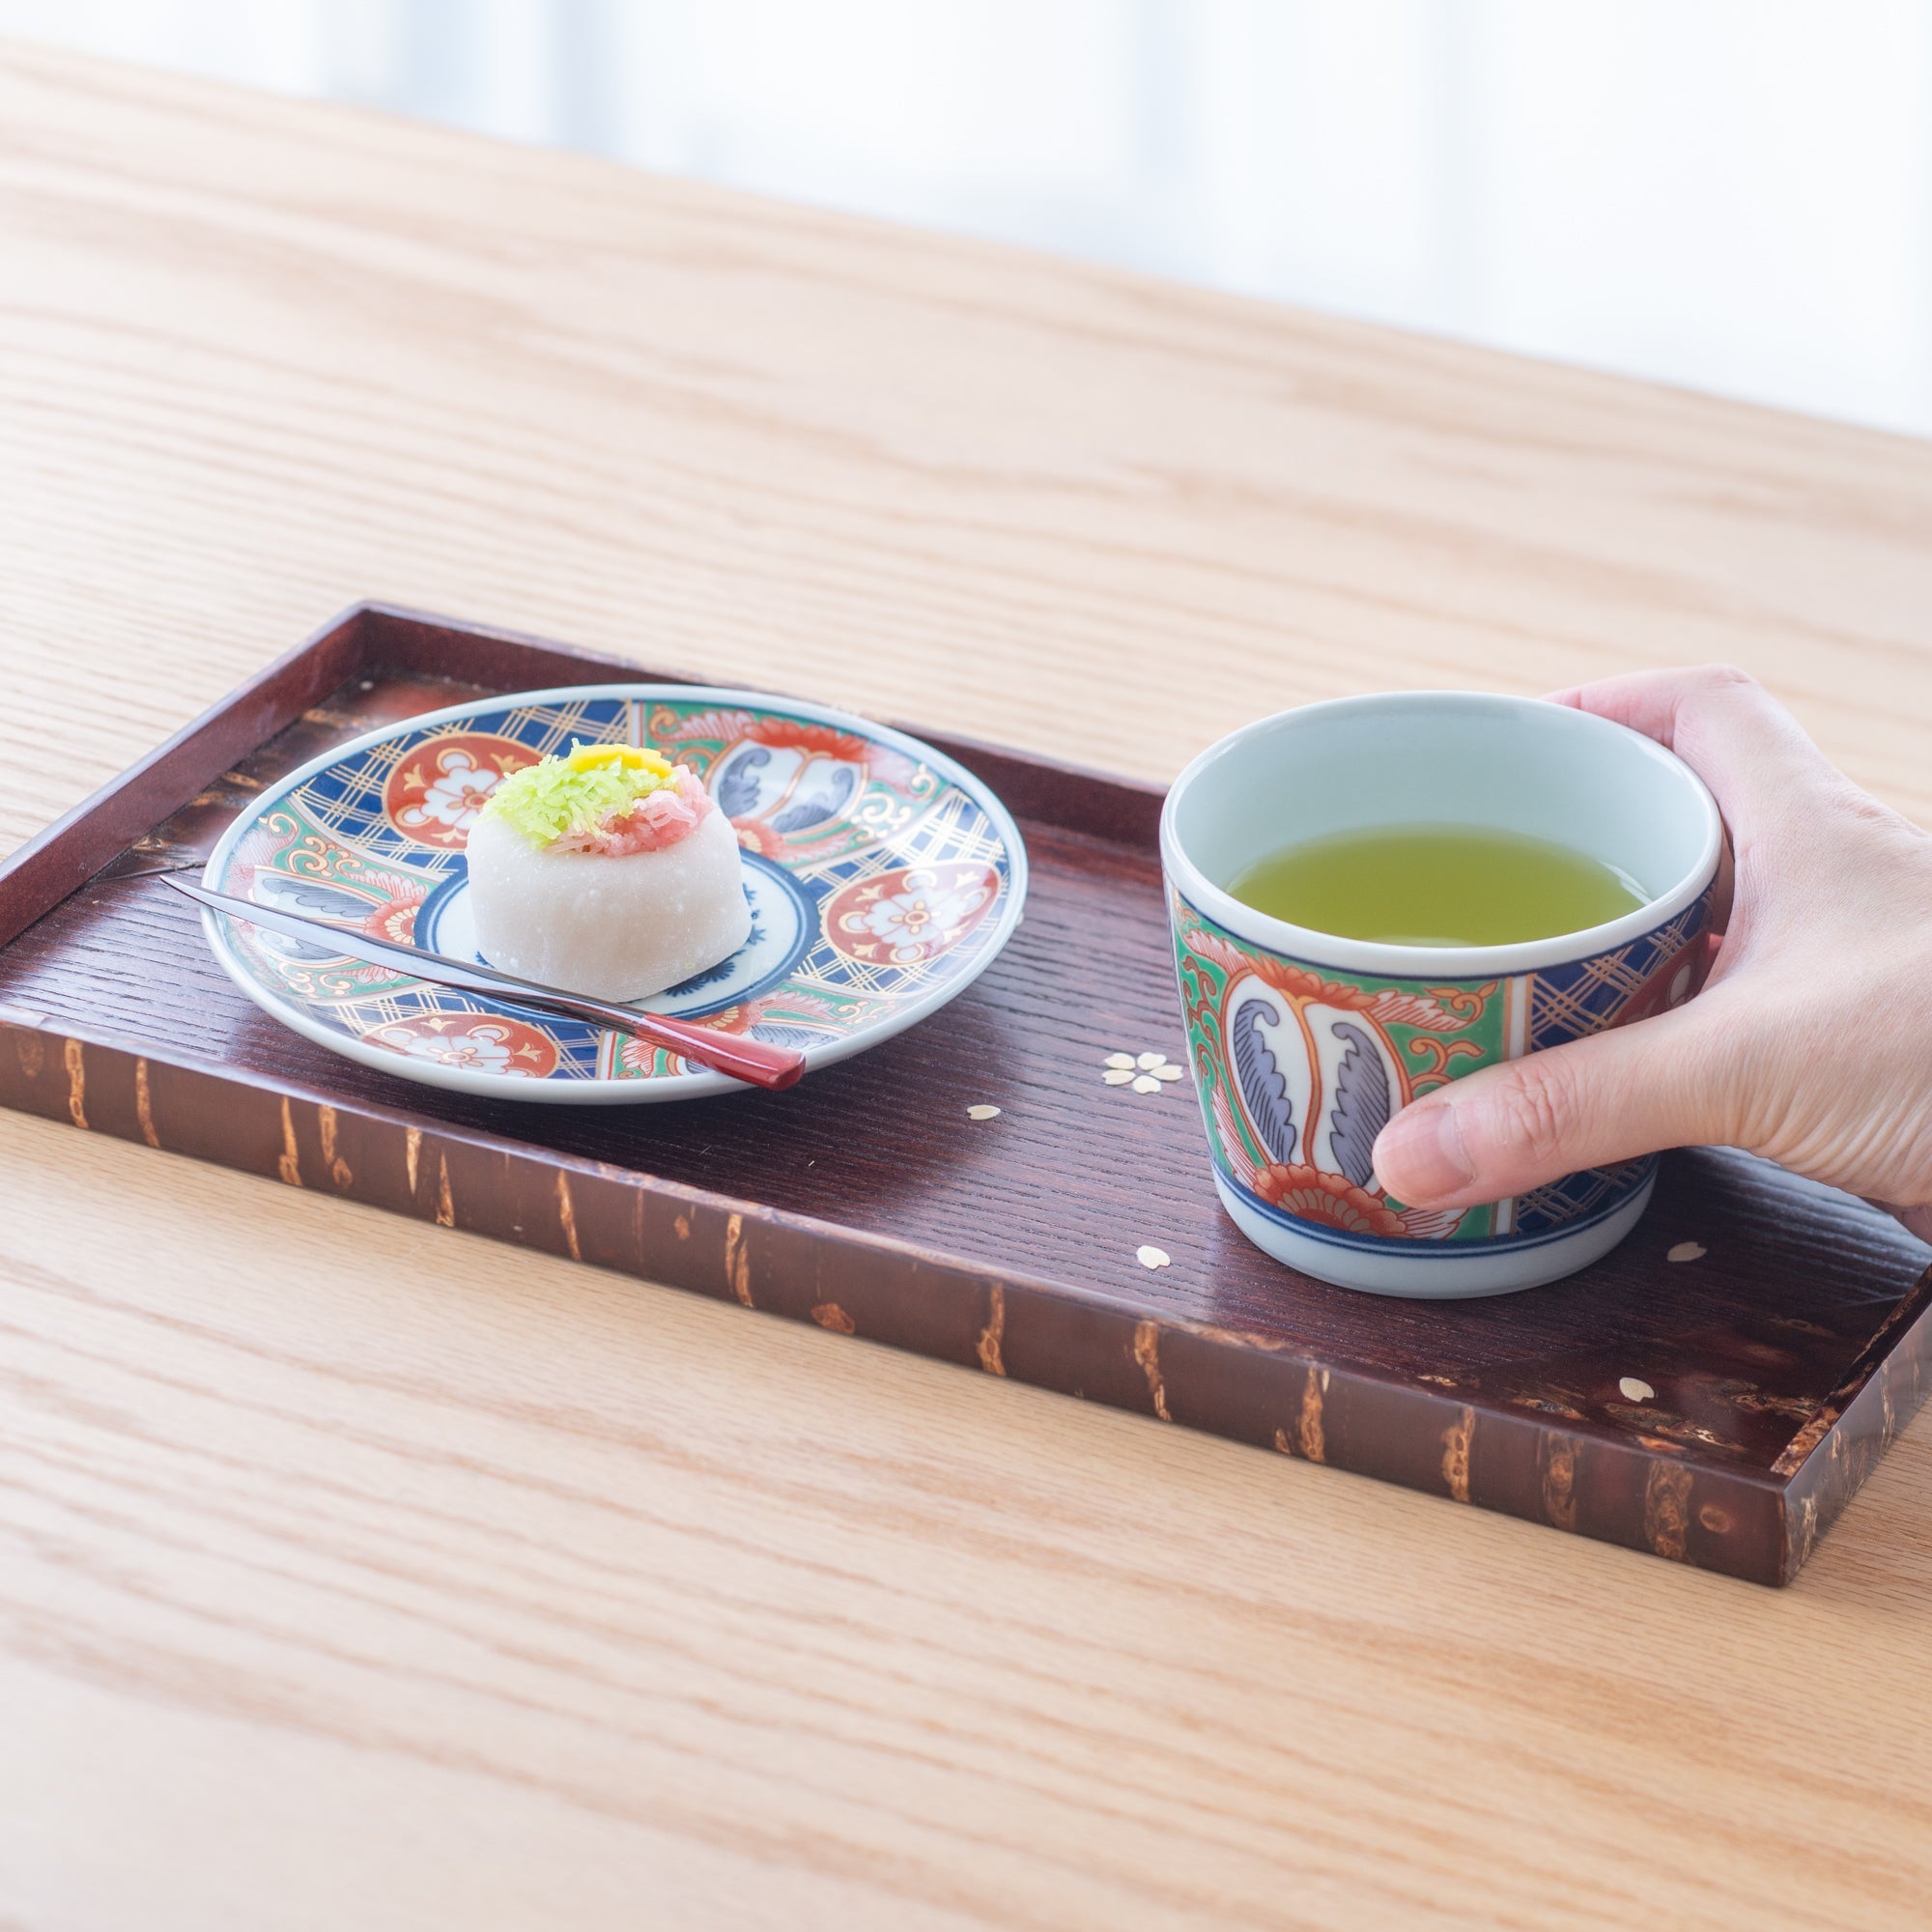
(2, 605, 1926, 1584)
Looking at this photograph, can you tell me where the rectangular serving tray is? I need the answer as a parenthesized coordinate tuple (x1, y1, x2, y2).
(2, 604, 1926, 1584)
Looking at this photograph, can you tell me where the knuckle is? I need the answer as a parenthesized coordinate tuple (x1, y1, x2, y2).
(1822, 774, 1911, 837)
(1692, 662, 1759, 696)
(1483, 1053, 1581, 1167)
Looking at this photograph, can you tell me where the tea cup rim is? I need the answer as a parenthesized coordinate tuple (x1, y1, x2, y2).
(1160, 690, 1723, 978)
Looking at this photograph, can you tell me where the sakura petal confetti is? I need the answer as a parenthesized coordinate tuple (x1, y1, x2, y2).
(1137, 1245, 1172, 1270)
(1667, 1241, 1707, 1263)
(1619, 1377, 1656, 1403)
(1101, 1048, 1187, 1094)
(966, 1104, 1002, 1121)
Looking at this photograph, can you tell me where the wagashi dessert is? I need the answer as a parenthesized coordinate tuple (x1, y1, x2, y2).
(464, 741, 750, 1000)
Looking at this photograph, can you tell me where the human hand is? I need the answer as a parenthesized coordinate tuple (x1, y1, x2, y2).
(1371, 666, 1932, 1246)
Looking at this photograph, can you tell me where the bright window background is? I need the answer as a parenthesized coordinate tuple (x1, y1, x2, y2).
(6, 0, 1931, 439)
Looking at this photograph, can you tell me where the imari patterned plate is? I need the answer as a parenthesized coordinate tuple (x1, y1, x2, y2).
(199, 685, 1028, 1102)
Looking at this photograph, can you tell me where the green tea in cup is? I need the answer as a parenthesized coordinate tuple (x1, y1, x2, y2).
(1228, 822, 1649, 948)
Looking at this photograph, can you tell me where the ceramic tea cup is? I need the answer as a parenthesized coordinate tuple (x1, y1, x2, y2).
(1160, 692, 1722, 1296)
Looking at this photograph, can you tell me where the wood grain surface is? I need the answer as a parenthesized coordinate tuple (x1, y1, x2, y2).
(4, 40, 1932, 1931)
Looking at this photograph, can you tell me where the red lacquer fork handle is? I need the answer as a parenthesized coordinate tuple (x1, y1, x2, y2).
(605, 1009, 807, 1091)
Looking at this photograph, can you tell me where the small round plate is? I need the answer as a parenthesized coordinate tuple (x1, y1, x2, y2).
(201, 684, 1029, 1102)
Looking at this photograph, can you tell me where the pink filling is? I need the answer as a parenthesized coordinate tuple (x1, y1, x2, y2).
(551, 764, 713, 855)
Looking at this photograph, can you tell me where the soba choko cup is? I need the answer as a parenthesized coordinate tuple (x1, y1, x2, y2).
(1160, 693, 1723, 1297)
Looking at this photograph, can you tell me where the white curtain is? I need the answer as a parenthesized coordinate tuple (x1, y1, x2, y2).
(6, 0, 1929, 436)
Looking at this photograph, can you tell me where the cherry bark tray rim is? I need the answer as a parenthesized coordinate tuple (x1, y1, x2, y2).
(1, 601, 1926, 1587)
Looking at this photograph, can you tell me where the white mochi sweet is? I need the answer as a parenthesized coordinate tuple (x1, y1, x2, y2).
(464, 804, 751, 1002)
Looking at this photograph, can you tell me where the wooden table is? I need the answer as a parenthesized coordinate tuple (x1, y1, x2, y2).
(3, 43, 1929, 1931)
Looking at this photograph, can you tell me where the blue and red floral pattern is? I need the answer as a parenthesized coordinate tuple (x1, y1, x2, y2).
(204, 687, 1025, 1096)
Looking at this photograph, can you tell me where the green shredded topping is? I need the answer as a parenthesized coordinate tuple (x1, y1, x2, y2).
(481, 744, 674, 848)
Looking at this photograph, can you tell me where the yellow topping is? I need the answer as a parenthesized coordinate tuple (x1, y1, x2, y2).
(565, 742, 672, 778)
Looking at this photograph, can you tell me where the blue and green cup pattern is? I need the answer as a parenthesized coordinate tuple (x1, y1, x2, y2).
(1170, 885, 1715, 1256)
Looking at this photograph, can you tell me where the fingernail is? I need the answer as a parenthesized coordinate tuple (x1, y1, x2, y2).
(1375, 1102, 1476, 1204)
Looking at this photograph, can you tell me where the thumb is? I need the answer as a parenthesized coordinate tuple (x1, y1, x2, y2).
(1371, 1007, 1726, 1209)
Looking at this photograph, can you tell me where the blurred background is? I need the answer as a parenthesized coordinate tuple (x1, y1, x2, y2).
(3, 0, 1929, 439)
